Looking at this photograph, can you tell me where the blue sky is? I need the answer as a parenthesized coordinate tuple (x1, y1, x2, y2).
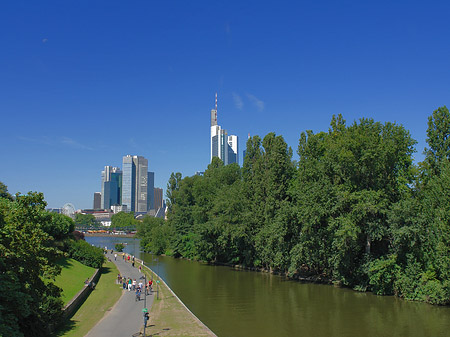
(1, 0, 449, 209)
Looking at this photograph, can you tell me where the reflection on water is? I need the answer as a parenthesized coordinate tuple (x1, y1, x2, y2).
(86, 236, 450, 337)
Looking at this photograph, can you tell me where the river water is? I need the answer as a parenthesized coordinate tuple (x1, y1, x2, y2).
(86, 236, 450, 337)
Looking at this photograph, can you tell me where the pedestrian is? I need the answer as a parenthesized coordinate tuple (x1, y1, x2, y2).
(138, 281, 143, 290)
(139, 265, 141, 273)
(114, 253, 117, 261)
(123, 279, 127, 290)
(117, 273, 121, 284)
(132, 279, 136, 291)
(135, 287, 141, 301)
(128, 278, 132, 291)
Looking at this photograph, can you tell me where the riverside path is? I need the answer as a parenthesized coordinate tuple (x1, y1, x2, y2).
(85, 251, 154, 337)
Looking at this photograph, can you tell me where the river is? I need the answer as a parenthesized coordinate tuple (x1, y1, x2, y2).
(86, 236, 450, 337)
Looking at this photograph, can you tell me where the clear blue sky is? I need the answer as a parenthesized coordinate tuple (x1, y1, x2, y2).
(1, 1, 449, 209)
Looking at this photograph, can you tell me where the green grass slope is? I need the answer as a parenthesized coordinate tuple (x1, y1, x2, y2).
(54, 258, 96, 304)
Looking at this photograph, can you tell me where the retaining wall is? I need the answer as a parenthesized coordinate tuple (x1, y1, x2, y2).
(62, 268, 101, 318)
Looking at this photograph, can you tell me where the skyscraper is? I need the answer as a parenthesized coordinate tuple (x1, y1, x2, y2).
(154, 187, 163, 211)
(101, 166, 122, 209)
(147, 171, 155, 211)
(93, 192, 101, 209)
(122, 155, 148, 213)
(210, 93, 239, 165)
(227, 135, 239, 165)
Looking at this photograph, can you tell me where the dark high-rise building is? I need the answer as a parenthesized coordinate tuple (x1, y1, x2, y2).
(154, 187, 163, 211)
(93, 192, 101, 209)
(147, 171, 155, 211)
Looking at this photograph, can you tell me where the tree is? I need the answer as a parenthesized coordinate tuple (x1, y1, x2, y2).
(0, 192, 64, 337)
(42, 213, 75, 241)
(424, 106, 450, 175)
(74, 213, 97, 228)
(0, 181, 13, 201)
(111, 211, 137, 228)
(166, 172, 182, 212)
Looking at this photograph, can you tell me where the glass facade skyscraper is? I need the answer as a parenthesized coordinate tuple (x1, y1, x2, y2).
(122, 156, 135, 213)
(122, 155, 149, 213)
(101, 166, 122, 210)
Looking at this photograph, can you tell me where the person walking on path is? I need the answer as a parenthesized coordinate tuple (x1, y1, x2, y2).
(135, 287, 141, 301)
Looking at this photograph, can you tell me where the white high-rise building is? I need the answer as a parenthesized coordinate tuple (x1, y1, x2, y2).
(227, 135, 239, 165)
(210, 93, 239, 165)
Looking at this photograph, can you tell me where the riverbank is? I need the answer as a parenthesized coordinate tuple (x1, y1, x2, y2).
(137, 256, 217, 337)
(84, 233, 136, 238)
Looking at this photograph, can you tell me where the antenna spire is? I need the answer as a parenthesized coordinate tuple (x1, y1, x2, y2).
(215, 92, 217, 111)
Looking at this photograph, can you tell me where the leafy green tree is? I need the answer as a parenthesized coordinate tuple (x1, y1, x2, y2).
(137, 216, 171, 255)
(0, 192, 64, 337)
(115, 243, 125, 252)
(424, 106, 450, 176)
(111, 211, 137, 228)
(42, 212, 75, 241)
(74, 213, 97, 228)
(166, 172, 182, 212)
(0, 181, 13, 201)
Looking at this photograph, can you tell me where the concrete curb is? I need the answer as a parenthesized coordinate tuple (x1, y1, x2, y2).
(135, 257, 217, 337)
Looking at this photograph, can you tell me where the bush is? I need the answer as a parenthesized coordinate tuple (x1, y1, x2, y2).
(67, 240, 105, 268)
(115, 243, 125, 252)
(367, 255, 400, 295)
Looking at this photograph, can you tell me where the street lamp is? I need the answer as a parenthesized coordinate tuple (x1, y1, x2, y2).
(140, 271, 147, 335)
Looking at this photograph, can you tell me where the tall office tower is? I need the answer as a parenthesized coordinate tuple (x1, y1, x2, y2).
(227, 135, 239, 165)
(154, 187, 163, 211)
(122, 155, 148, 213)
(147, 171, 155, 211)
(210, 93, 239, 165)
(93, 192, 101, 209)
(101, 166, 122, 209)
(211, 93, 221, 161)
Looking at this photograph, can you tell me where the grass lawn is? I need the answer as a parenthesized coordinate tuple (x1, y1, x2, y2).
(142, 268, 216, 337)
(54, 258, 96, 304)
(55, 260, 122, 337)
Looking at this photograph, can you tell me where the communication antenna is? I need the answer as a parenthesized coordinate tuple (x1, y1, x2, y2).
(215, 92, 217, 111)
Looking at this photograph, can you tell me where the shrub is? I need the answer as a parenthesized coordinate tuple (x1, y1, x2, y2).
(67, 240, 105, 268)
(115, 243, 125, 252)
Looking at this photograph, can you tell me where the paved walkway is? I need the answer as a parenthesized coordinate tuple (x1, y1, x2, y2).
(85, 251, 154, 337)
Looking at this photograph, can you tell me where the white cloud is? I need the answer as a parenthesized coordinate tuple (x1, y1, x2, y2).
(246, 93, 265, 111)
(61, 137, 93, 150)
(42, 38, 48, 43)
(232, 92, 243, 110)
(18, 136, 51, 145)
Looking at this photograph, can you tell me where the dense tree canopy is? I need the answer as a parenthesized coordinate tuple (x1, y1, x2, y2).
(0, 192, 64, 336)
(0, 183, 106, 336)
(138, 108, 450, 305)
(74, 213, 97, 228)
(111, 211, 138, 228)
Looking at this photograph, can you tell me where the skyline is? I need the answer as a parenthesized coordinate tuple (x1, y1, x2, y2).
(1, 1, 450, 209)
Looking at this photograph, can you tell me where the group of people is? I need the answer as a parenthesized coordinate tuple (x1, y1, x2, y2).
(117, 274, 154, 301)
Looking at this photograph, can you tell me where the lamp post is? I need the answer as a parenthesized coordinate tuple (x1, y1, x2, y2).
(155, 257, 159, 300)
(140, 269, 147, 335)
